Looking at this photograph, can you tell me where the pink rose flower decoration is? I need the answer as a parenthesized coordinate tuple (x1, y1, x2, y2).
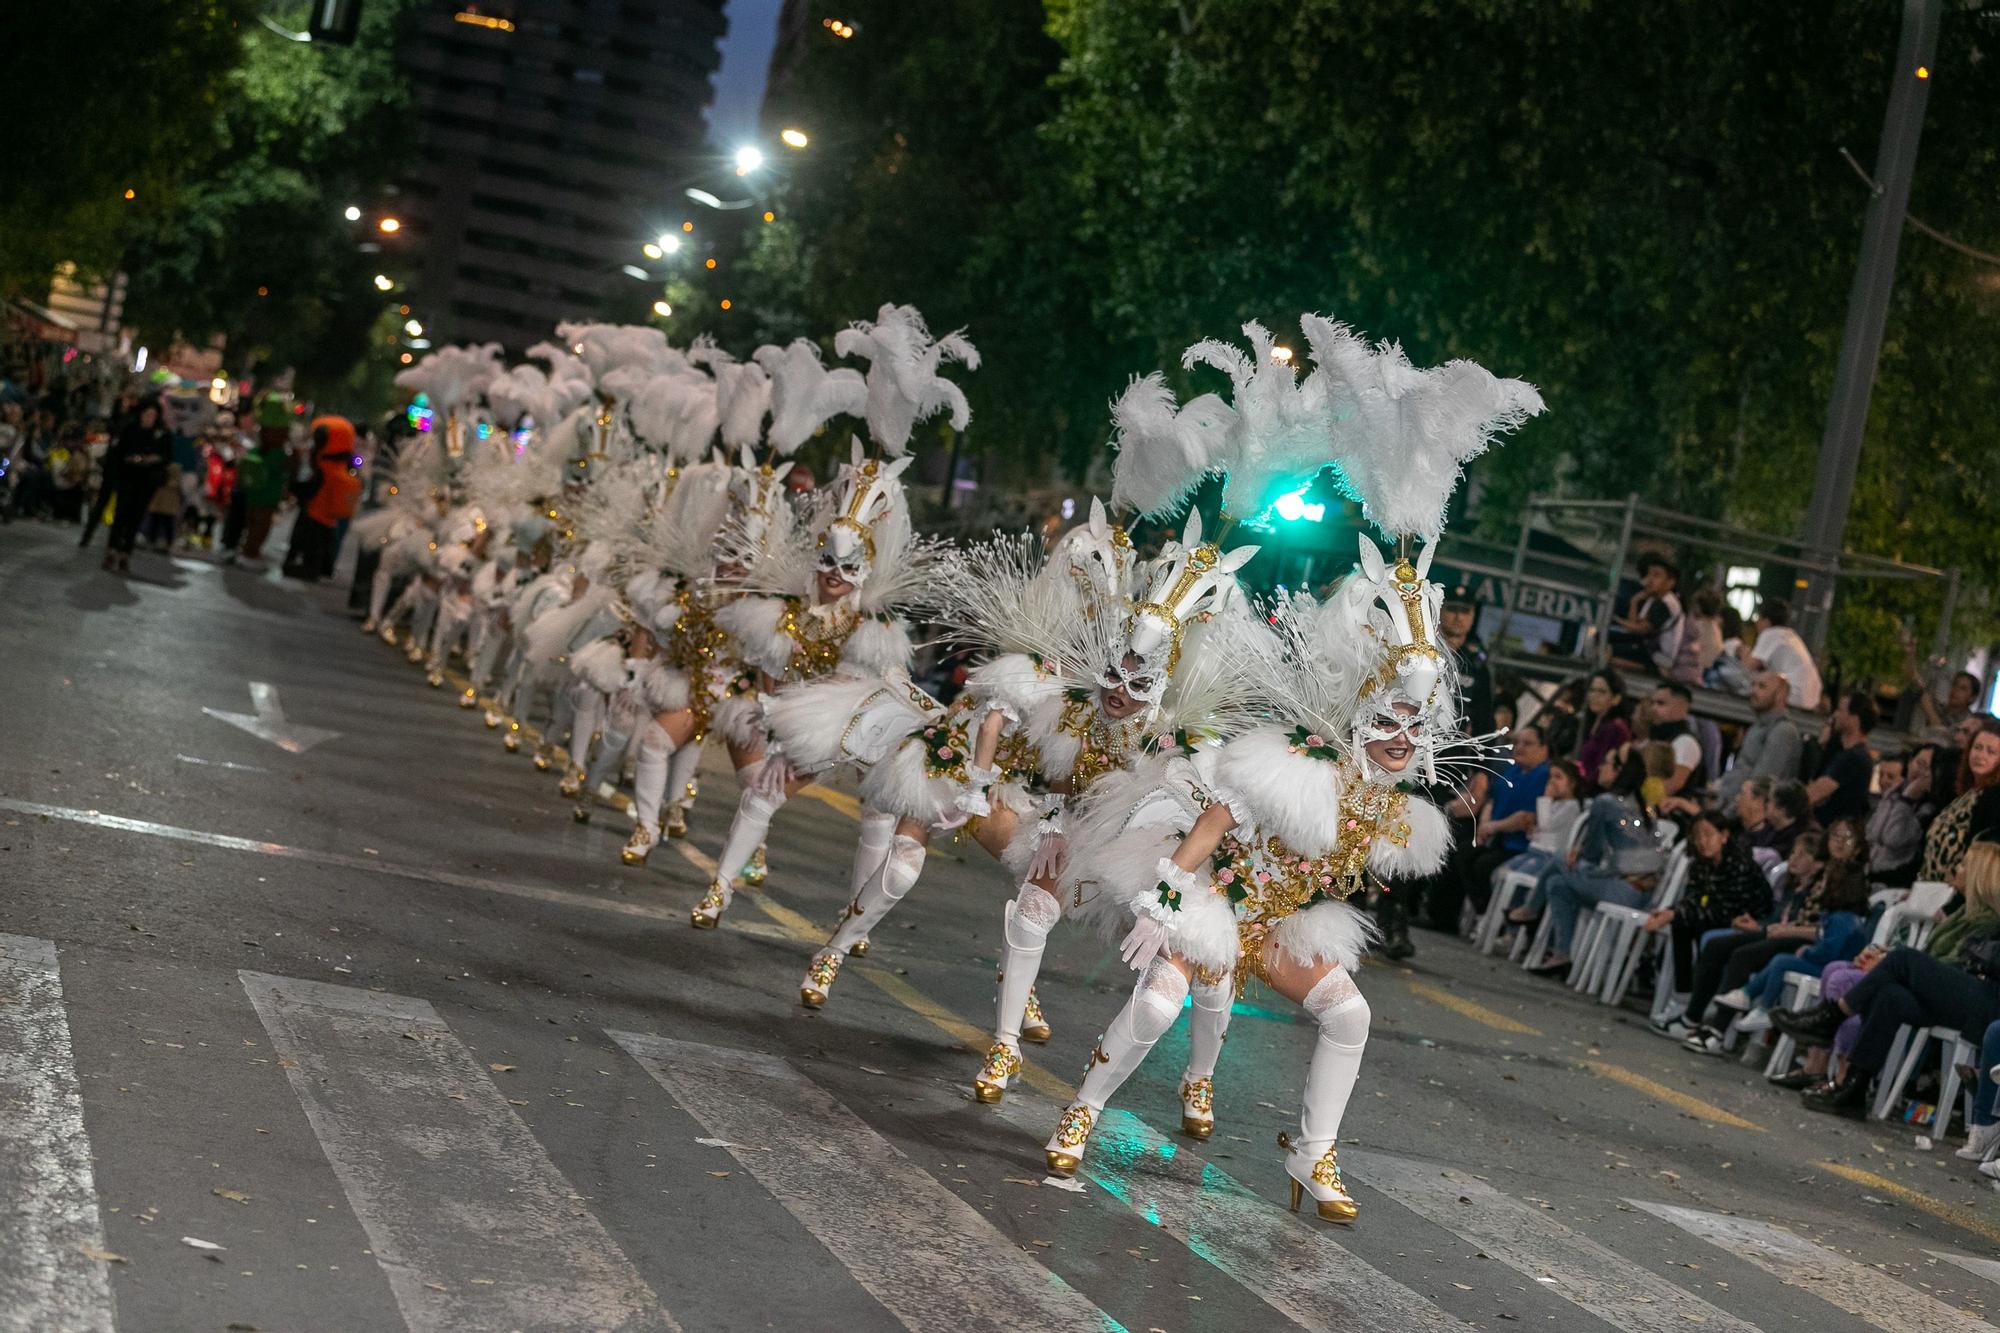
(1306, 734, 1324, 747)
(938, 746, 955, 759)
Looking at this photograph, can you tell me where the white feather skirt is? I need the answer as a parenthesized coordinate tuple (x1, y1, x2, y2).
(1268, 899, 1379, 974)
(712, 695, 767, 749)
(569, 639, 627, 694)
(632, 658, 690, 714)
(1060, 822, 1193, 951)
(858, 736, 961, 824)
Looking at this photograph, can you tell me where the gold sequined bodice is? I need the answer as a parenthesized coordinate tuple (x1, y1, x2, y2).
(1055, 692, 1151, 796)
(778, 598, 860, 683)
(1213, 761, 1412, 923)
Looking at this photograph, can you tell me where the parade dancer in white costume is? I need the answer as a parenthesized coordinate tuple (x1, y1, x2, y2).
(1037, 316, 1542, 1229)
(906, 510, 1266, 1126)
(691, 305, 973, 931)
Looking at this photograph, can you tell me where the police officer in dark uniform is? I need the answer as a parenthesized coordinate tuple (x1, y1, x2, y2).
(1376, 580, 1497, 957)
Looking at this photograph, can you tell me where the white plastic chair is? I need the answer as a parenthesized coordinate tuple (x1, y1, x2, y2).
(1593, 851, 1691, 1006)
(1761, 972, 1823, 1078)
(1870, 1023, 1980, 1128)
(1571, 844, 1687, 1001)
(1476, 819, 1585, 956)
(1872, 881, 1953, 950)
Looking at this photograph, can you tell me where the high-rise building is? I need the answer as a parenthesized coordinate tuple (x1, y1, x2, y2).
(393, 0, 727, 352)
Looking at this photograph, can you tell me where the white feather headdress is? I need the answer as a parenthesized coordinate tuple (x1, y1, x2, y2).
(395, 343, 504, 414)
(1301, 315, 1544, 544)
(832, 303, 979, 456)
(754, 339, 866, 455)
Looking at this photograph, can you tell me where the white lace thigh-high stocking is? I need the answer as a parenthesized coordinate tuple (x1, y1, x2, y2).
(802, 828, 923, 1006)
(618, 723, 673, 861)
(1179, 973, 1233, 1138)
(692, 764, 786, 927)
(365, 562, 394, 628)
(974, 885, 1060, 1102)
(1285, 967, 1370, 1223)
(662, 739, 704, 836)
(1044, 960, 1186, 1175)
(830, 811, 896, 953)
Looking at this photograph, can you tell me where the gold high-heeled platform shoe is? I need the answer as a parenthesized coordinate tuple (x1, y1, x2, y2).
(1044, 1103, 1094, 1177)
(800, 950, 841, 1008)
(1281, 1135, 1358, 1224)
(1021, 987, 1052, 1044)
(972, 1041, 1020, 1105)
(1180, 1075, 1215, 1140)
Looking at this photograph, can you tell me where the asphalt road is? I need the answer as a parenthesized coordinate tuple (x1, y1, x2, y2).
(2, 518, 1997, 1333)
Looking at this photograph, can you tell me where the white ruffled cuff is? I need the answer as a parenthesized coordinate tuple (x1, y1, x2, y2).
(1139, 858, 1204, 922)
(955, 784, 992, 818)
(1207, 783, 1255, 831)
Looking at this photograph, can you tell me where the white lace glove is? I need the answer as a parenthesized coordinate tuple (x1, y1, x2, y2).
(931, 806, 972, 833)
(1028, 831, 1069, 883)
(1119, 917, 1170, 972)
(752, 754, 795, 798)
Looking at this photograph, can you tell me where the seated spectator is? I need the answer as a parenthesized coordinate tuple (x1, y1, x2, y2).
(1670, 587, 1727, 686)
(1453, 725, 1551, 914)
(1715, 672, 1803, 808)
(1868, 745, 1940, 887)
(1641, 810, 1773, 998)
(1956, 1017, 2000, 1176)
(1918, 719, 2000, 882)
(1573, 670, 1630, 792)
(1689, 825, 1873, 1048)
(1775, 841, 2000, 1116)
(1527, 747, 1668, 977)
(1807, 692, 1876, 826)
(1736, 599, 1823, 710)
(1608, 554, 1686, 674)
(1535, 680, 1586, 761)
(1734, 776, 1793, 865)
(1643, 682, 1706, 810)
(1501, 759, 1586, 928)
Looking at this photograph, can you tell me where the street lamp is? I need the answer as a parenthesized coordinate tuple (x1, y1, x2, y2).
(780, 128, 809, 149)
(642, 243, 663, 260)
(657, 233, 682, 254)
(344, 205, 361, 221)
(372, 274, 394, 291)
(404, 318, 423, 336)
(733, 145, 764, 175)
(652, 300, 672, 317)
(378, 217, 402, 233)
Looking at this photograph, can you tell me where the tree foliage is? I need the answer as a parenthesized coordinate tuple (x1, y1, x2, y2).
(0, 1, 259, 296)
(740, 0, 2000, 674)
(118, 0, 424, 395)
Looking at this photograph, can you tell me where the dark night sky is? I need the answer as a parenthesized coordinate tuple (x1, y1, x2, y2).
(705, 0, 785, 148)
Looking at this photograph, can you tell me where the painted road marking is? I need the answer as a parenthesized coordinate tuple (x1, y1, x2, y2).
(1402, 978, 1542, 1035)
(1819, 1161, 2000, 1250)
(1351, 1153, 1756, 1333)
(1628, 1200, 1992, 1333)
(1928, 1250, 2000, 1288)
(0, 797, 683, 926)
(202, 681, 341, 754)
(0, 935, 117, 1333)
(1584, 1060, 1765, 1131)
(242, 972, 677, 1332)
(989, 1093, 1467, 1331)
(608, 1032, 1121, 1333)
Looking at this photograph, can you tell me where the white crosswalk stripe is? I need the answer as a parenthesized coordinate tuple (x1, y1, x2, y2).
(608, 1031, 1121, 1333)
(1350, 1151, 1758, 1333)
(0, 935, 116, 1333)
(989, 1095, 1468, 1331)
(1929, 1250, 2000, 1289)
(242, 972, 678, 1333)
(1628, 1200, 1993, 1333)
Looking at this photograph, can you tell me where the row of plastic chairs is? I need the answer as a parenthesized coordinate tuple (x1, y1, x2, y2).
(1745, 881, 1973, 1130)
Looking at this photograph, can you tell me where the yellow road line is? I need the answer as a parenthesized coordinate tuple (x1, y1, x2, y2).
(1404, 979, 1542, 1035)
(1583, 1061, 1765, 1131)
(732, 889, 1076, 1101)
(1815, 1161, 2000, 1249)
(799, 784, 862, 819)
